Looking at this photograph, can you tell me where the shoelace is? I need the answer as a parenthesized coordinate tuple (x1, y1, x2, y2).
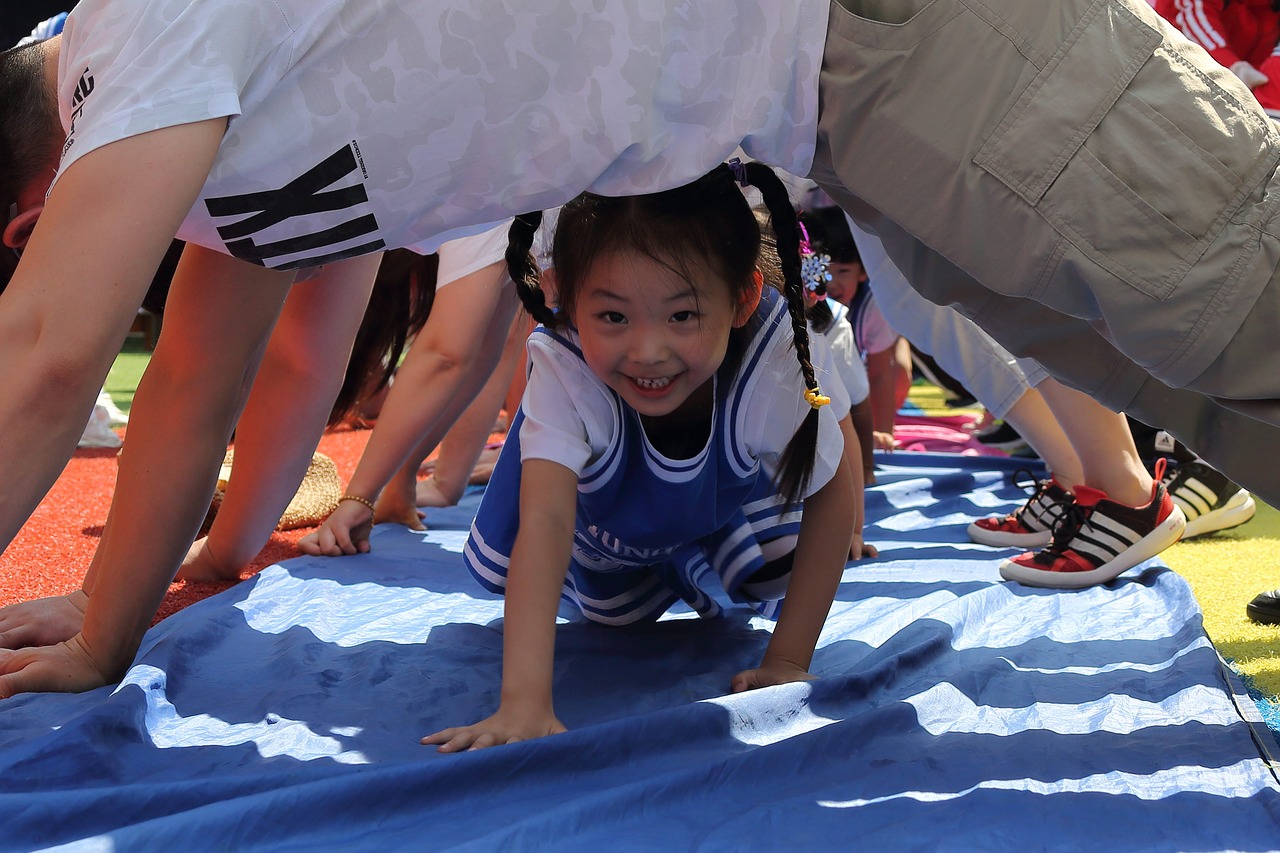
(1038, 498, 1091, 558)
(1009, 468, 1048, 521)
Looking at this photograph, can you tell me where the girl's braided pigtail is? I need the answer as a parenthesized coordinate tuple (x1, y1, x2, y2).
(506, 212, 557, 327)
(745, 161, 824, 507)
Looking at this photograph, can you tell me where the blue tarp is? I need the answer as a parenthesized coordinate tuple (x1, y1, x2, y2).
(3, 454, 1278, 851)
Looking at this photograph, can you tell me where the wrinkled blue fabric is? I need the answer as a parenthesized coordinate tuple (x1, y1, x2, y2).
(2, 453, 1278, 851)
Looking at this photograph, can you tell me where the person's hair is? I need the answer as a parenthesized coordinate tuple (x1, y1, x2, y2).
(0, 42, 59, 293)
(754, 206, 835, 334)
(799, 206, 861, 266)
(328, 249, 437, 425)
(506, 162, 824, 504)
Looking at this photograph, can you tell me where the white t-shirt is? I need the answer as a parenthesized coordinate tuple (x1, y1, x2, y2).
(55, 0, 828, 270)
(434, 221, 510, 290)
(519, 294, 843, 498)
(812, 303, 870, 408)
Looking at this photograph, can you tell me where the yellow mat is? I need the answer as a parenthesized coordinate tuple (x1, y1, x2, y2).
(1163, 500, 1280, 701)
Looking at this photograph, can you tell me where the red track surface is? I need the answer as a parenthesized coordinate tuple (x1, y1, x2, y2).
(0, 426, 373, 624)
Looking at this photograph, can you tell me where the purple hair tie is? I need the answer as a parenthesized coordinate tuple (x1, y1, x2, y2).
(727, 157, 750, 187)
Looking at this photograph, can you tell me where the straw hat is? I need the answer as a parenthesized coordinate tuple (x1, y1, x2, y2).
(203, 448, 342, 534)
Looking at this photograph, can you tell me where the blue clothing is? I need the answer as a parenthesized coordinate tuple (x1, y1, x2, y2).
(463, 289, 833, 625)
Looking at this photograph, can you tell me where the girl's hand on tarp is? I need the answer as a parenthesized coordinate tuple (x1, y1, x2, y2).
(297, 500, 373, 557)
(422, 703, 567, 752)
(0, 634, 107, 700)
(730, 662, 815, 694)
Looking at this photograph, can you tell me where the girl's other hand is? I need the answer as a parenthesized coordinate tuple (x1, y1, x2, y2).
(729, 662, 815, 694)
(296, 501, 373, 557)
(422, 704, 566, 752)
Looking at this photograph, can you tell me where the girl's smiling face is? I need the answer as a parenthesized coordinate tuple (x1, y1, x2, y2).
(573, 251, 757, 420)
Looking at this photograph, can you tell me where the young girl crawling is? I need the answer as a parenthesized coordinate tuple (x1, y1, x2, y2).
(424, 161, 858, 751)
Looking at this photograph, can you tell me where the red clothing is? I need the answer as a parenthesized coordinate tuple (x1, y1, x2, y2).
(1155, 0, 1280, 111)
(1155, 0, 1280, 66)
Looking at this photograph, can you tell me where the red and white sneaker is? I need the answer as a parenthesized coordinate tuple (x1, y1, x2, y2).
(968, 473, 1073, 548)
(999, 462, 1187, 590)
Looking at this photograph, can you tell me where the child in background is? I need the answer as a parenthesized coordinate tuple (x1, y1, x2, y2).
(425, 162, 856, 750)
(799, 207, 906, 458)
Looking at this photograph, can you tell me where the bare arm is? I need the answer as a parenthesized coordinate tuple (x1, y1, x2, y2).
(299, 263, 517, 554)
(0, 120, 228, 556)
(836, 414, 875, 560)
(422, 458, 577, 750)
(731, 451, 855, 692)
(865, 347, 898, 450)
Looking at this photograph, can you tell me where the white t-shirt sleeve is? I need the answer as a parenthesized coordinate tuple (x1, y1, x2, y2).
(517, 333, 616, 475)
(744, 326, 844, 498)
(54, 3, 268, 184)
(433, 220, 512, 288)
(827, 315, 870, 406)
(807, 327, 851, 417)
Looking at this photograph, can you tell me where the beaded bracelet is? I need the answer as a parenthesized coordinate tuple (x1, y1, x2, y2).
(339, 494, 376, 513)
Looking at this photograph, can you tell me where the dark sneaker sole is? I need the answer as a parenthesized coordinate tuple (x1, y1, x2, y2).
(1246, 596, 1280, 626)
(1181, 491, 1257, 540)
(966, 521, 1053, 548)
(998, 507, 1187, 590)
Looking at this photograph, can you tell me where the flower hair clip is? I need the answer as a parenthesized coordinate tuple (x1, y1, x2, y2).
(798, 222, 831, 297)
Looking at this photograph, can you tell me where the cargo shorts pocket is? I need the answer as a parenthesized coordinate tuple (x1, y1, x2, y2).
(973, 0, 1275, 300)
(828, 0, 961, 49)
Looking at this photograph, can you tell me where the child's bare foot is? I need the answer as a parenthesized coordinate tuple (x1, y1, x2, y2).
(375, 488, 427, 531)
(0, 590, 88, 650)
(416, 476, 455, 509)
(176, 537, 243, 583)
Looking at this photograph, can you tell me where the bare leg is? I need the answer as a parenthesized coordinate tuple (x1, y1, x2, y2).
(1038, 377, 1152, 506)
(178, 255, 381, 581)
(1000, 385, 1084, 491)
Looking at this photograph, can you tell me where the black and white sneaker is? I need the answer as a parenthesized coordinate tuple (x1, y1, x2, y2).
(1160, 459, 1257, 539)
(999, 463, 1187, 590)
(968, 472, 1072, 548)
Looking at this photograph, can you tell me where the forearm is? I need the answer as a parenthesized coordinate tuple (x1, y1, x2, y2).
(866, 349, 897, 436)
(80, 361, 248, 677)
(348, 272, 515, 500)
(499, 460, 577, 709)
(0, 352, 115, 555)
(344, 347, 472, 500)
(849, 399, 876, 478)
(427, 318, 524, 502)
(763, 459, 855, 671)
(837, 415, 866, 541)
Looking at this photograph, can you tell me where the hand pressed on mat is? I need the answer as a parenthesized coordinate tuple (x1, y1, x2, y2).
(0, 634, 107, 699)
(0, 590, 87, 651)
(423, 701, 567, 752)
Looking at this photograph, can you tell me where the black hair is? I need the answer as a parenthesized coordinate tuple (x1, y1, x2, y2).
(0, 41, 59, 294)
(754, 206, 836, 335)
(799, 206, 861, 266)
(506, 162, 824, 505)
(328, 249, 437, 425)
